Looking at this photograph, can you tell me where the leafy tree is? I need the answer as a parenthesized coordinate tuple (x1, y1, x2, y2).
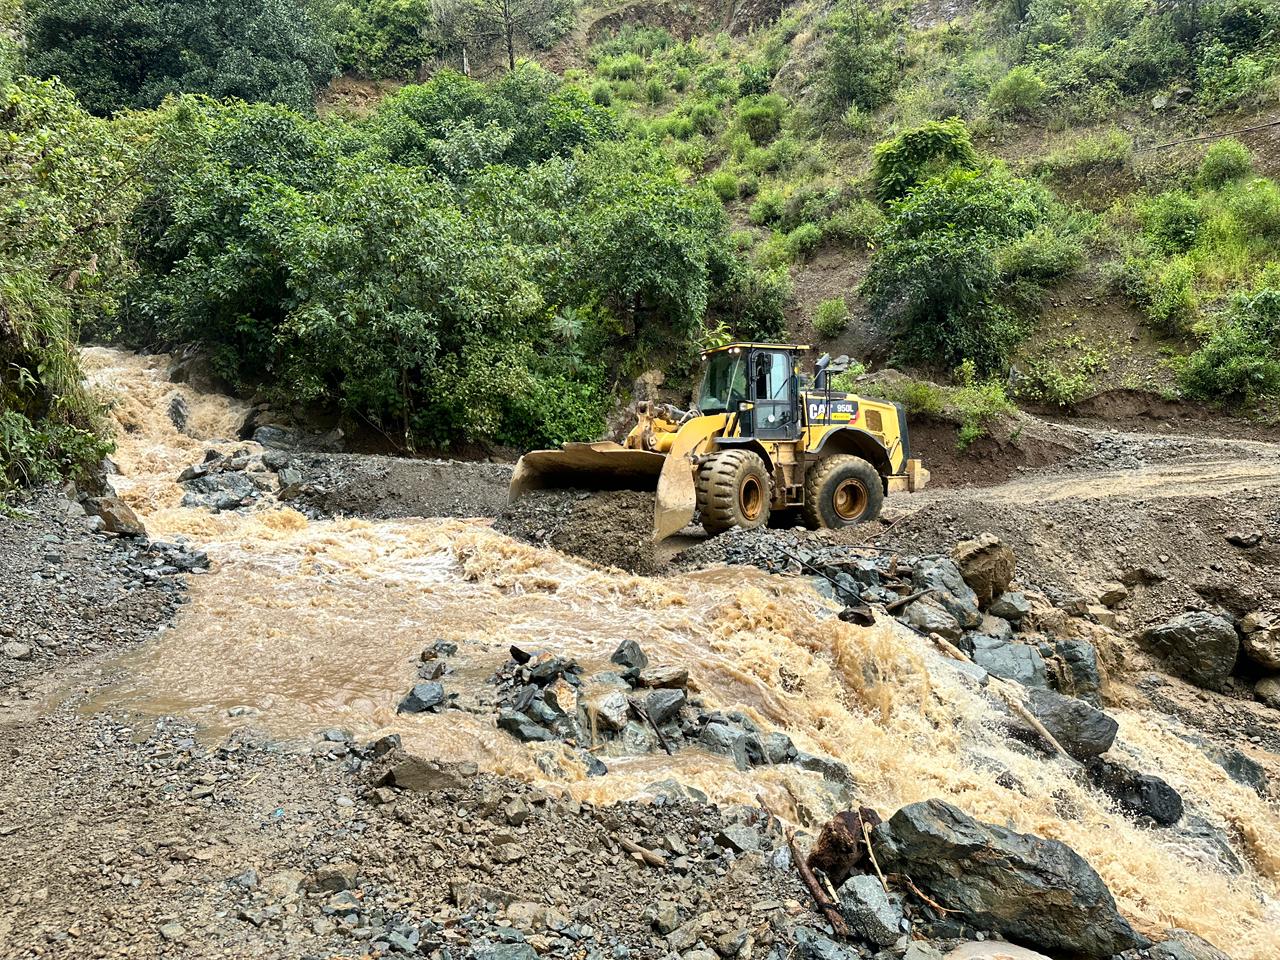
(454, 0, 574, 71)
(821, 0, 900, 118)
(320, 0, 442, 79)
(1, 77, 129, 489)
(863, 167, 1071, 372)
(24, 0, 336, 115)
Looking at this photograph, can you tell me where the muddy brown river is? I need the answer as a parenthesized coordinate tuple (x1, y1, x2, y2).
(79, 347, 1280, 955)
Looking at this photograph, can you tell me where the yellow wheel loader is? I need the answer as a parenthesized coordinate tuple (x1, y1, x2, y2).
(509, 343, 929, 541)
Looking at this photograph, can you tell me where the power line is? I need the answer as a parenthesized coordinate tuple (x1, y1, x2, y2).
(1138, 116, 1280, 152)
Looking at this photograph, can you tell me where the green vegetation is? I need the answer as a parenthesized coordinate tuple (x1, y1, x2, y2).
(25, 0, 336, 114)
(813, 297, 850, 338)
(6, 0, 1280, 490)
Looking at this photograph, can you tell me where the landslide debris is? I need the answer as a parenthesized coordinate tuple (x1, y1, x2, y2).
(495, 489, 661, 573)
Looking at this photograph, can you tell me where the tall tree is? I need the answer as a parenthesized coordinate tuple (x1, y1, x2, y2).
(458, 0, 572, 70)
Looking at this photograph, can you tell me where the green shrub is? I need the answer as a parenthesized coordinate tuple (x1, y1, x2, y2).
(1224, 178, 1280, 242)
(842, 105, 872, 135)
(988, 66, 1046, 116)
(821, 3, 899, 116)
(1138, 191, 1202, 254)
(813, 296, 850, 337)
(708, 170, 738, 202)
(645, 77, 666, 105)
(871, 117, 980, 204)
(1145, 257, 1198, 332)
(688, 101, 719, 135)
(1016, 347, 1108, 406)
(950, 360, 1016, 448)
(614, 80, 642, 101)
(822, 200, 884, 246)
(1198, 138, 1252, 188)
(785, 222, 823, 262)
(749, 188, 785, 225)
(737, 172, 759, 198)
(1034, 130, 1132, 178)
(590, 81, 613, 106)
(736, 94, 786, 144)
(739, 61, 773, 96)
(1180, 283, 1280, 402)
(997, 224, 1084, 282)
(601, 52, 645, 80)
(1196, 40, 1273, 111)
(862, 166, 1058, 371)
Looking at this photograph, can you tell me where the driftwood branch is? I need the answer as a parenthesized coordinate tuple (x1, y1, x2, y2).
(861, 819, 888, 893)
(786, 827, 850, 938)
(618, 837, 667, 868)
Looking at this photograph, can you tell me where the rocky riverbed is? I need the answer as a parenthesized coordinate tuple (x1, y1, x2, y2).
(3, 348, 1280, 959)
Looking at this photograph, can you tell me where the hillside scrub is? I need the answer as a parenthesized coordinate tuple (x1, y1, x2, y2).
(0, 75, 124, 491)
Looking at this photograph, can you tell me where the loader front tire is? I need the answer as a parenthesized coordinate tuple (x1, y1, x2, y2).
(802, 455, 883, 529)
(697, 450, 771, 535)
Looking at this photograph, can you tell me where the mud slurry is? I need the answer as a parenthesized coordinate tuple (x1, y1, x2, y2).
(5, 347, 1280, 958)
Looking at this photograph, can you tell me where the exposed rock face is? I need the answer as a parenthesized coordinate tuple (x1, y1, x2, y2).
(950, 534, 1015, 607)
(904, 595, 962, 640)
(1039, 638, 1104, 705)
(84, 496, 147, 537)
(1140, 612, 1239, 690)
(871, 800, 1144, 959)
(1255, 675, 1280, 708)
(1023, 687, 1118, 760)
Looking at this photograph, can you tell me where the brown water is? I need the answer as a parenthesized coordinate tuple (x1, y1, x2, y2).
(80, 347, 1280, 955)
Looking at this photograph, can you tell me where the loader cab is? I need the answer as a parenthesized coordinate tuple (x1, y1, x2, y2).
(697, 343, 805, 441)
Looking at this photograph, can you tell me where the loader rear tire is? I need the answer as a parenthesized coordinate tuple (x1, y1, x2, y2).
(802, 455, 883, 529)
(697, 450, 771, 535)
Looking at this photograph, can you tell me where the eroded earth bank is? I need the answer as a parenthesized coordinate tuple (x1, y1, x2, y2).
(2, 348, 1280, 960)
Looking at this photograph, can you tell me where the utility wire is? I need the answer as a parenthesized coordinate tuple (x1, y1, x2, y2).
(1137, 116, 1280, 152)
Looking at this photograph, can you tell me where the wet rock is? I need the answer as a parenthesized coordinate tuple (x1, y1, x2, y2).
(763, 731, 796, 764)
(84, 496, 146, 537)
(1023, 688, 1117, 760)
(610, 639, 649, 682)
(167, 394, 190, 433)
(871, 799, 1143, 958)
(700, 721, 751, 770)
(1255, 675, 1280, 708)
(253, 425, 301, 449)
(1175, 815, 1244, 875)
(638, 664, 689, 688)
(1039, 638, 1103, 705)
(794, 751, 854, 785)
(397, 681, 446, 714)
(912, 558, 981, 628)
(1140, 612, 1238, 690)
(808, 809, 882, 888)
(593, 689, 631, 731)
(498, 709, 556, 743)
(977, 613, 1013, 642)
(1142, 929, 1233, 960)
(837, 874, 903, 946)
(1086, 757, 1183, 826)
(989, 591, 1031, 624)
(950, 534, 1015, 607)
(645, 688, 686, 725)
(1240, 612, 1280, 670)
(903, 596, 962, 640)
(181, 470, 259, 512)
(970, 636, 1047, 689)
(1184, 737, 1268, 795)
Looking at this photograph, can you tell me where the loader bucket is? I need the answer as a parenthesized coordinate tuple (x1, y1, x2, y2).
(509, 442, 668, 500)
(508, 442, 700, 542)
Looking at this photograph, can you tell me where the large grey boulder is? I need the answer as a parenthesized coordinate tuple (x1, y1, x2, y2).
(871, 799, 1144, 959)
(1239, 611, 1280, 670)
(1039, 637, 1104, 705)
(971, 635, 1047, 688)
(913, 558, 982, 629)
(1140, 612, 1238, 690)
(903, 595, 962, 640)
(837, 874, 903, 947)
(1024, 687, 1118, 760)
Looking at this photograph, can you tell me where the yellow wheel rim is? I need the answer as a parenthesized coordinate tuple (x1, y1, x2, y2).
(740, 475, 764, 522)
(833, 478, 868, 521)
